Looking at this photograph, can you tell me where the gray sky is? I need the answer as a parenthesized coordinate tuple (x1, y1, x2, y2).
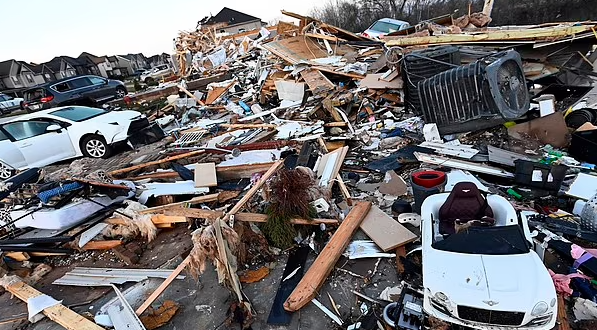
(1, 0, 322, 64)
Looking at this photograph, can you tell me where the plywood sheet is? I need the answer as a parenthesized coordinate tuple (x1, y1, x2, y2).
(360, 205, 418, 252)
(300, 69, 334, 95)
(359, 73, 404, 89)
(194, 163, 217, 187)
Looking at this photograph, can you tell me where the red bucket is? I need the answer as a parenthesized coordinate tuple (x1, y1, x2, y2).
(412, 171, 446, 188)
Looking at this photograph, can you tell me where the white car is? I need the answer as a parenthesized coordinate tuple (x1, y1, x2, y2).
(361, 18, 410, 39)
(0, 106, 149, 179)
(421, 193, 557, 330)
(139, 64, 173, 84)
(0, 93, 24, 114)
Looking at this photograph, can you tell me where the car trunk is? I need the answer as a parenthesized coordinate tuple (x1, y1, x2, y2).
(24, 88, 54, 111)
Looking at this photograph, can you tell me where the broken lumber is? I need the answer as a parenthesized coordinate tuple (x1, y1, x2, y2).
(284, 201, 372, 311)
(178, 85, 205, 106)
(360, 205, 418, 252)
(109, 150, 206, 176)
(223, 160, 284, 224)
(318, 137, 352, 205)
(137, 193, 221, 214)
(124, 162, 276, 181)
(162, 208, 223, 219)
(0, 276, 104, 330)
(557, 294, 571, 330)
(234, 213, 338, 225)
(135, 257, 191, 316)
(82, 240, 123, 250)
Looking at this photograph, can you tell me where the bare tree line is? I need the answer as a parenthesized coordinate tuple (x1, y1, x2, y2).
(310, 0, 597, 33)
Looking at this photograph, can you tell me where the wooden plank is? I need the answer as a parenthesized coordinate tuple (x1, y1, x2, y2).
(138, 193, 221, 214)
(300, 69, 334, 96)
(385, 25, 594, 47)
(5, 252, 29, 261)
(0, 276, 104, 330)
(557, 294, 571, 330)
(109, 150, 205, 177)
(178, 85, 205, 106)
(234, 213, 338, 225)
(220, 124, 277, 129)
(29, 252, 68, 257)
(284, 201, 372, 312)
(223, 160, 284, 224)
(82, 240, 123, 250)
(151, 215, 188, 224)
(124, 162, 277, 182)
(360, 205, 418, 252)
(194, 163, 218, 187)
(304, 33, 342, 42)
(162, 208, 223, 219)
(135, 257, 191, 316)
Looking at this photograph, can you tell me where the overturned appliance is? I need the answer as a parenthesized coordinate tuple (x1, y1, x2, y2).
(418, 50, 530, 134)
(402, 46, 461, 114)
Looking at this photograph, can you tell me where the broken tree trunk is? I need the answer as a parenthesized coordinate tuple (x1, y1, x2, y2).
(109, 150, 206, 177)
(0, 276, 104, 330)
(284, 201, 372, 312)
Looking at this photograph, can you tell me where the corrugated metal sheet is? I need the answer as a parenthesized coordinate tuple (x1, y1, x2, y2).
(53, 267, 185, 286)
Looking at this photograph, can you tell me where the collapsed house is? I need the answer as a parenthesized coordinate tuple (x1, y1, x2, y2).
(2, 5, 597, 330)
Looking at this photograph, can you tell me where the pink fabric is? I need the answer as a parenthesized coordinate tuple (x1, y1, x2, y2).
(571, 244, 597, 259)
(548, 269, 591, 296)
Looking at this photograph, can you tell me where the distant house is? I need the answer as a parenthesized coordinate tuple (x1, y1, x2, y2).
(78, 52, 113, 78)
(148, 53, 173, 68)
(0, 59, 37, 90)
(199, 7, 263, 35)
(21, 62, 53, 85)
(114, 55, 135, 75)
(44, 57, 78, 80)
(121, 54, 149, 72)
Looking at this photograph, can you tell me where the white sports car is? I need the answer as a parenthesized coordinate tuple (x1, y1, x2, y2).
(0, 106, 149, 179)
(421, 193, 557, 330)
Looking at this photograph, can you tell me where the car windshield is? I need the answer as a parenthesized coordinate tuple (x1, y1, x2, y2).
(433, 225, 530, 255)
(50, 107, 107, 122)
(370, 21, 402, 33)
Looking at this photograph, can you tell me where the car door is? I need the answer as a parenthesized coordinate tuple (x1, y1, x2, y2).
(65, 77, 94, 103)
(87, 76, 114, 102)
(0, 127, 27, 169)
(1, 120, 77, 168)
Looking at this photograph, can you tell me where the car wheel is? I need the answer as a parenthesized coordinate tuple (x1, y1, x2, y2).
(115, 87, 127, 98)
(0, 163, 15, 180)
(144, 77, 154, 84)
(82, 135, 112, 159)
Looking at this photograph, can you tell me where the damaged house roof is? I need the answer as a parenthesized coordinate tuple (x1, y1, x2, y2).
(203, 7, 261, 26)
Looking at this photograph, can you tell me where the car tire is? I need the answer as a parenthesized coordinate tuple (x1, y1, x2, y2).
(81, 135, 112, 159)
(115, 86, 127, 98)
(144, 77, 154, 84)
(0, 163, 15, 180)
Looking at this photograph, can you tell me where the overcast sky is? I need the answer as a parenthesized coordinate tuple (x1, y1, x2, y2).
(1, 0, 323, 64)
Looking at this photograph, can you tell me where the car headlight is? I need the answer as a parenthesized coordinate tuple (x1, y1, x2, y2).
(434, 292, 448, 302)
(532, 302, 549, 316)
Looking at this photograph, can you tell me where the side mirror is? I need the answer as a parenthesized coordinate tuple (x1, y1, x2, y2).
(46, 124, 62, 132)
(104, 79, 109, 85)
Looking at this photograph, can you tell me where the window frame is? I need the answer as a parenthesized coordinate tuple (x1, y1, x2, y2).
(1, 120, 57, 142)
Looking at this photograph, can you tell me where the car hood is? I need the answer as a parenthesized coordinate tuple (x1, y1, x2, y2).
(86, 110, 142, 124)
(423, 249, 555, 312)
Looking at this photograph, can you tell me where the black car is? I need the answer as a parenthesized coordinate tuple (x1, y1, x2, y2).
(22, 75, 127, 112)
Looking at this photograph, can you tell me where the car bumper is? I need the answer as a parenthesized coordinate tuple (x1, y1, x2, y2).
(423, 297, 556, 330)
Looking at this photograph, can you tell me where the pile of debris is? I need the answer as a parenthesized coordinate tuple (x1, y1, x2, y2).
(3, 5, 597, 330)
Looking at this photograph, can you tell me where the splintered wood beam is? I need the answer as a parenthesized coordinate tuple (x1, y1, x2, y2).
(123, 162, 276, 182)
(135, 257, 191, 316)
(223, 160, 284, 224)
(162, 208, 223, 219)
(178, 85, 205, 106)
(284, 201, 372, 312)
(109, 150, 206, 176)
(82, 240, 123, 250)
(137, 193, 221, 214)
(234, 213, 338, 225)
(0, 276, 104, 330)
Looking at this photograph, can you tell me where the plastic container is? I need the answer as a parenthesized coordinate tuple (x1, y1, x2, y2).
(513, 160, 568, 191)
(411, 170, 446, 214)
(412, 171, 446, 188)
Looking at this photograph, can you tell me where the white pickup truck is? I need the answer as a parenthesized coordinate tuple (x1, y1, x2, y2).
(0, 93, 23, 114)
